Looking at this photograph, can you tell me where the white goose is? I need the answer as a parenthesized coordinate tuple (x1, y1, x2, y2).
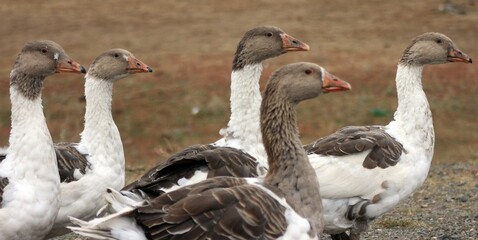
(45, 49, 153, 238)
(123, 26, 309, 194)
(304, 32, 472, 240)
(0, 40, 85, 240)
(119, 33, 472, 239)
(69, 62, 352, 240)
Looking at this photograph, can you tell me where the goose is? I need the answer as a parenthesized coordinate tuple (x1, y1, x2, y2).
(303, 32, 472, 239)
(123, 25, 310, 194)
(1, 49, 153, 238)
(0, 40, 85, 240)
(69, 62, 352, 240)
(119, 32, 472, 239)
(46, 49, 152, 238)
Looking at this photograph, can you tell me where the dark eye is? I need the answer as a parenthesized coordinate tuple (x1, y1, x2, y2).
(114, 53, 119, 58)
(266, 32, 273, 37)
(435, 39, 442, 44)
(305, 69, 312, 75)
(41, 48, 48, 54)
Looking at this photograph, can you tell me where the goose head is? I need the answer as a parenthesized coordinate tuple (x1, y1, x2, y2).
(400, 32, 472, 66)
(87, 49, 153, 81)
(11, 40, 85, 99)
(13, 40, 86, 77)
(233, 26, 310, 70)
(268, 62, 352, 103)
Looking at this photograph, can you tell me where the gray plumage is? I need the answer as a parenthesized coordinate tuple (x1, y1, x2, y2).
(123, 26, 309, 199)
(123, 145, 259, 197)
(130, 62, 348, 239)
(304, 126, 404, 169)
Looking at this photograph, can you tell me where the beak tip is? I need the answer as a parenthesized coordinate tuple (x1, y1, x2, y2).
(147, 66, 153, 72)
(80, 66, 87, 74)
(468, 58, 473, 64)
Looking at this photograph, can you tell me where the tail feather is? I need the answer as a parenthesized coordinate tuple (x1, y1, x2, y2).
(97, 187, 147, 216)
(68, 225, 115, 240)
(68, 188, 148, 240)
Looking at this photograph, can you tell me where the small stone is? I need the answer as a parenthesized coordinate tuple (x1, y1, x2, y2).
(421, 204, 428, 208)
(458, 195, 469, 202)
(456, 181, 466, 186)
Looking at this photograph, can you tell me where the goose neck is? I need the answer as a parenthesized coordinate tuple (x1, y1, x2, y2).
(261, 92, 323, 234)
(80, 75, 122, 157)
(391, 64, 434, 154)
(82, 75, 113, 131)
(224, 64, 265, 155)
(9, 71, 49, 144)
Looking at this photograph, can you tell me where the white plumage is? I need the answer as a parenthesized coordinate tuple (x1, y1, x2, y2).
(0, 87, 60, 240)
(47, 49, 152, 237)
(0, 40, 85, 240)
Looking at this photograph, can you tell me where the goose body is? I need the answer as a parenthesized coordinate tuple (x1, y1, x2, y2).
(123, 26, 309, 195)
(69, 62, 352, 240)
(0, 40, 85, 240)
(304, 33, 472, 239)
(42, 49, 153, 238)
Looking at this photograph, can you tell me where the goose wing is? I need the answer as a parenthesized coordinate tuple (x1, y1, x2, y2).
(123, 144, 258, 197)
(304, 125, 404, 169)
(136, 177, 288, 240)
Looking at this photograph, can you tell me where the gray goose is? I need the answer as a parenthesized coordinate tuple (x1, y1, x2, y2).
(45, 49, 153, 238)
(68, 62, 352, 240)
(0, 40, 85, 240)
(122, 26, 309, 195)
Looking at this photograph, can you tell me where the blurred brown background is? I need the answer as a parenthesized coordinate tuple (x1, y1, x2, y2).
(1, 0, 477, 180)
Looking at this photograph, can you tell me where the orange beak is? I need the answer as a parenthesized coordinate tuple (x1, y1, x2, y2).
(56, 59, 86, 74)
(322, 70, 352, 93)
(447, 47, 472, 63)
(126, 56, 153, 73)
(280, 33, 310, 52)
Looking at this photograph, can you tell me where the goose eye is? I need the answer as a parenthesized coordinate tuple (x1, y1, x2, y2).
(305, 69, 312, 75)
(266, 32, 273, 37)
(435, 39, 442, 44)
(114, 53, 119, 58)
(41, 48, 48, 54)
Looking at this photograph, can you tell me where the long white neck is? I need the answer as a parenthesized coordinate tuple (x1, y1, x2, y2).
(220, 64, 267, 164)
(387, 64, 434, 159)
(79, 75, 125, 183)
(1, 83, 60, 239)
(8, 86, 58, 177)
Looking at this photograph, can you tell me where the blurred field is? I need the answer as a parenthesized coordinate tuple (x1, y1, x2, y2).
(0, 0, 477, 182)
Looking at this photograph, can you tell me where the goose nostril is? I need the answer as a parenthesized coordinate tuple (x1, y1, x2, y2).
(292, 40, 299, 45)
(67, 60, 72, 65)
(136, 62, 141, 66)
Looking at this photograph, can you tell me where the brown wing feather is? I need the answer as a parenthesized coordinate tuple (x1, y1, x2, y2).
(135, 177, 288, 240)
(304, 126, 404, 169)
(0, 142, 90, 199)
(123, 144, 258, 197)
(0, 177, 9, 206)
(55, 142, 91, 183)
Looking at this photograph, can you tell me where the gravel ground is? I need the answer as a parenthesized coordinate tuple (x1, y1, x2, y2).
(55, 162, 477, 240)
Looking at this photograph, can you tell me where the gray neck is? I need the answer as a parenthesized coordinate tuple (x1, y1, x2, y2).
(9, 70, 43, 100)
(389, 64, 434, 156)
(261, 93, 323, 235)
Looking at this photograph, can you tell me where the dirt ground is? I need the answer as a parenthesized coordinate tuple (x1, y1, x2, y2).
(1, 0, 477, 239)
